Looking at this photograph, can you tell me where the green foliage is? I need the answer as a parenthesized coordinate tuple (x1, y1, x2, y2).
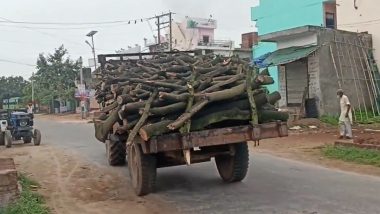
(322, 145, 380, 167)
(0, 76, 28, 106)
(320, 115, 339, 126)
(1, 174, 49, 214)
(25, 45, 81, 105)
(354, 110, 380, 124)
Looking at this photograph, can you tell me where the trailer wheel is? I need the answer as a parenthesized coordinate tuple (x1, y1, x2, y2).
(0, 132, 4, 146)
(127, 142, 157, 196)
(215, 142, 249, 183)
(106, 137, 126, 166)
(4, 131, 12, 148)
(33, 129, 41, 146)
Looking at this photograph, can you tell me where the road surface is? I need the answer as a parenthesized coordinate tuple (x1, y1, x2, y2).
(36, 119, 380, 214)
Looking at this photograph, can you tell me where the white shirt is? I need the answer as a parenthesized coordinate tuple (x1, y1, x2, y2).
(27, 106, 33, 114)
(339, 95, 352, 123)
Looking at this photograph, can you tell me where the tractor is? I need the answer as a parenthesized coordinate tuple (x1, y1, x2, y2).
(0, 109, 41, 148)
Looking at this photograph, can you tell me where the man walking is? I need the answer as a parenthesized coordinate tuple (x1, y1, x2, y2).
(337, 89, 353, 139)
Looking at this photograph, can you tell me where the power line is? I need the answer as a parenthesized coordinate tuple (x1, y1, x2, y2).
(0, 58, 35, 67)
(0, 15, 156, 26)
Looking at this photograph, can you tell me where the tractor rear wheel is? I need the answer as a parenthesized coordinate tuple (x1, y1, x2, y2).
(215, 142, 249, 183)
(106, 135, 126, 166)
(4, 131, 12, 148)
(33, 129, 41, 146)
(127, 142, 157, 196)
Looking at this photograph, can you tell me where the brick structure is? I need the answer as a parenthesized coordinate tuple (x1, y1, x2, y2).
(0, 158, 19, 208)
(241, 32, 258, 49)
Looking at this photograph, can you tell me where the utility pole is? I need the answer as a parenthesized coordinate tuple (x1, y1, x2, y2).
(32, 72, 35, 113)
(169, 12, 172, 51)
(157, 16, 161, 45)
(154, 12, 174, 52)
(79, 56, 84, 119)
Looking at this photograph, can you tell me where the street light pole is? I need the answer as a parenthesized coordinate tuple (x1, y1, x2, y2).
(86, 30, 98, 70)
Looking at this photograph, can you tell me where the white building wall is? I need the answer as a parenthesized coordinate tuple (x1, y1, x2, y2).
(277, 33, 318, 49)
(337, 0, 380, 65)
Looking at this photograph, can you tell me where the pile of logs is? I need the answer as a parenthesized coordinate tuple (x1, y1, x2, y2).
(93, 53, 288, 144)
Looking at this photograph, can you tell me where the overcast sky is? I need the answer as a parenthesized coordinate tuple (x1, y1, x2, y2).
(0, 0, 258, 78)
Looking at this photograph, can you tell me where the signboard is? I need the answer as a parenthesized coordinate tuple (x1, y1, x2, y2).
(75, 84, 90, 99)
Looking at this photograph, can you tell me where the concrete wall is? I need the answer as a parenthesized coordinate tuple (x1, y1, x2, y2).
(0, 158, 19, 208)
(308, 52, 322, 111)
(337, 0, 380, 72)
(252, 0, 326, 36)
(277, 33, 318, 49)
(317, 28, 374, 115)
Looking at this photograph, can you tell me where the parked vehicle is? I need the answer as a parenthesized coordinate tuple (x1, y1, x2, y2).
(0, 109, 41, 148)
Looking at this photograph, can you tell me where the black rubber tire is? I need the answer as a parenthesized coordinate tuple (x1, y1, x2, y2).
(4, 131, 12, 148)
(23, 137, 32, 144)
(106, 138, 126, 166)
(33, 129, 41, 146)
(127, 142, 157, 196)
(0, 132, 4, 146)
(215, 142, 249, 183)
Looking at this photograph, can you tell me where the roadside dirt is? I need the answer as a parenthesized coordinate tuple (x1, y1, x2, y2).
(37, 113, 92, 124)
(0, 144, 176, 214)
(251, 129, 380, 177)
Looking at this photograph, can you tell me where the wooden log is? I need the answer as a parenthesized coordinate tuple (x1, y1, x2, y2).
(159, 92, 190, 102)
(101, 102, 118, 113)
(246, 68, 258, 124)
(268, 91, 281, 105)
(258, 110, 289, 123)
(128, 78, 187, 91)
(117, 94, 134, 105)
(164, 65, 191, 73)
(127, 90, 158, 145)
(139, 120, 173, 141)
(201, 74, 244, 93)
(148, 102, 187, 116)
(260, 68, 270, 76)
(94, 106, 121, 142)
(168, 99, 209, 130)
(191, 108, 250, 131)
(120, 100, 167, 115)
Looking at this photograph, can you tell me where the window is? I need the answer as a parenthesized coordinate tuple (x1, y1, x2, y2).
(203, 35, 210, 44)
(325, 12, 336, 29)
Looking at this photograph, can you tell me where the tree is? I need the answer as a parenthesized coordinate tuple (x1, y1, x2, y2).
(28, 45, 81, 106)
(0, 76, 28, 108)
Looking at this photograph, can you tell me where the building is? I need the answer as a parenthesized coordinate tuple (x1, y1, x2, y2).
(144, 17, 252, 59)
(256, 25, 379, 117)
(241, 32, 258, 49)
(251, 0, 337, 92)
(336, 0, 380, 74)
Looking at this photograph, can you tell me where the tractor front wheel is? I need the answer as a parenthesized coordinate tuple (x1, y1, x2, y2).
(33, 129, 41, 146)
(4, 131, 12, 148)
(0, 132, 4, 146)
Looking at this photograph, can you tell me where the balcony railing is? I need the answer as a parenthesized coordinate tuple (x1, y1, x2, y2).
(197, 40, 234, 48)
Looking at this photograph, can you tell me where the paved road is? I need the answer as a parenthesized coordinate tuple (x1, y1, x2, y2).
(36, 119, 380, 214)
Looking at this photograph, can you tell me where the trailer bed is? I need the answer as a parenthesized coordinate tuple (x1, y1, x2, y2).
(139, 121, 288, 154)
